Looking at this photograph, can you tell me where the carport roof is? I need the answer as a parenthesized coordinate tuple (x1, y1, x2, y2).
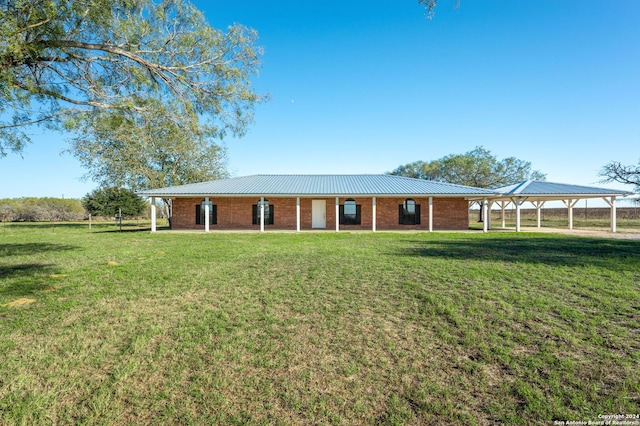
(137, 174, 499, 197)
(494, 180, 633, 198)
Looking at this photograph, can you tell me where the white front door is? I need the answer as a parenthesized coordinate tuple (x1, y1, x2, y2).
(312, 200, 326, 228)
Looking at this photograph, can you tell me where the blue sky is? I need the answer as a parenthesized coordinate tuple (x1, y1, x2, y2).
(1, 0, 639, 200)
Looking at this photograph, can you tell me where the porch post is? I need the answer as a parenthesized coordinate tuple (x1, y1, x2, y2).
(611, 197, 617, 233)
(501, 201, 506, 229)
(428, 197, 433, 232)
(296, 197, 301, 232)
(487, 200, 493, 230)
(515, 198, 522, 232)
(483, 198, 488, 233)
(150, 197, 157, 233)
(603, 196, 617, 233)
(204, 197, 210, 233)
(260, 196, 265, 233)
(335, 197, 340, 232)
(534, 201, 545, 228)
(372, 197, 377, 232)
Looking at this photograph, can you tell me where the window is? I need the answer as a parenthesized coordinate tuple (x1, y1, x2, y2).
(339, 199, 361, 225)
(195, 200, 217, 225)
(398, 199, 420, 225)
(252, 199, 274, 225)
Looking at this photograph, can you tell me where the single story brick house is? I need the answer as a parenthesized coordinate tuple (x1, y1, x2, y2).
(137, 174, 498, 232)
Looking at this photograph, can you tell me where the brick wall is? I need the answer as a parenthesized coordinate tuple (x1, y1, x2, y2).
(171, 196, 470, 231)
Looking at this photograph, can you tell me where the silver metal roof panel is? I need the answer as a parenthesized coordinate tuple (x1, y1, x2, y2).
(494, 180, 633, 197)
(137, 174, 499, 197)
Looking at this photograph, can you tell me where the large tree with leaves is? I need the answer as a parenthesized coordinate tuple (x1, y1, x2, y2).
(0, 0, 263, 184)
(82, 187, 146, 217)
(389, 146, 546, 221)
(389, 146, 546, 188)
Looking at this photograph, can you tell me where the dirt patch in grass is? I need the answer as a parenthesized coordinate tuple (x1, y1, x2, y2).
(5, 298, 36, 307)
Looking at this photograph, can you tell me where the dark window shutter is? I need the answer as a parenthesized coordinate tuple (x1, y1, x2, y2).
(252, 205, 258, 225)
(339, 205, 345, 225)
(195, 205, 202, 225)
(415, 205, 421, 225)
(356, 205, 362, 225)
(269, 205, 274, 225)
(399, 204, 404, 225)
(211, 205, 217, 225)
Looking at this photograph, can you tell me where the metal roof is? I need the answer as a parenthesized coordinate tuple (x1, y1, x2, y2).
(137, 174, 498, 197)
(494, 180, 633, 197)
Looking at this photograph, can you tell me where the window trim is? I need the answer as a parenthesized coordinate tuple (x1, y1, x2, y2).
(252, 199, 274, 225)
(195, 200, 217, 225)
(399, 198, 420, 225)
(339, 198, 361, 225)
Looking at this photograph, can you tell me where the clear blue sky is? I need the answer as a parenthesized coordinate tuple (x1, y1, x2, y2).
(1, 0, 638, 200)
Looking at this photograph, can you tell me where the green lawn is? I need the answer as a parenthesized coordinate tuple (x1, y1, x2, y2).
(1, 224, 639, 425)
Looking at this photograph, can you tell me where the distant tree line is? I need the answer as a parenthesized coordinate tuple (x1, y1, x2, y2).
(0, 198, 85, 222)
(1, 188, 149, 222)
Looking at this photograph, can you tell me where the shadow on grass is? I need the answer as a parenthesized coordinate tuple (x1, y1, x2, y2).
(0, 243, 79, 257)
(0, 263, 58, 299)
(93, 226, 170, 234)
(397, 236, 640, 269)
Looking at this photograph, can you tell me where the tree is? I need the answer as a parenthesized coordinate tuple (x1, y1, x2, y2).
(0, 0, 264, 169)
(599, 160, 640, 192)
(82, 187, 146, 218)
(387, 160, 442, 180)
(389, 146, 546, 221)
(68, 99, 229, 191)
(389, 146, 546, 188)
(419, 0, 439, 17)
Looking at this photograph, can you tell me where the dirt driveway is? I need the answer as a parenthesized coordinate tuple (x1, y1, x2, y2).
(518, 227, 640, 240)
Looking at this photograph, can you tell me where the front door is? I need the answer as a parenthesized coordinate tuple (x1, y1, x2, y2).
(312, 200, 326, 228)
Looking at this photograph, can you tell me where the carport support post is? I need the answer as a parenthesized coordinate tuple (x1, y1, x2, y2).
(611, 197, 617, 233)
(533, 201, 545, 228)
(150, 197, 157, 233)
(604, 196, 617, 233)
(563, 199, 579, 230)
(372, 197, 377, 232)
(296, 197, 301, 232)
(515, 198, 522, 232)
(335, 197, 340, 232)
(428, 197, 433, 232)
(260, 196, 265, 233)
(204, 197, 210, 233)
(482, 198, 488, 233)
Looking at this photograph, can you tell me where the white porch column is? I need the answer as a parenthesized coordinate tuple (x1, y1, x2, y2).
(563, 199, 579, 230)
(482, 198, 488, 233)
(604, 196, 617, 233)
(515, 198, 522, 232)
(204, 197, 210, 233)
(372, 197, 377, 232)
(335, 197, 340, 232)
(501, 201, 507, 229)
(428, 197, 433, 232)
(150, 197, 157, 233)
(533, 201, 545, 228)
(296, 197, 301, 232)
(487, 200, 493, 230)
(260, 196, 265, 233)
(611, 197, 617, 233)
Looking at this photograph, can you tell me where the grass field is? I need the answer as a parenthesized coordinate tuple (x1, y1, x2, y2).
(1, 223, 639, 425)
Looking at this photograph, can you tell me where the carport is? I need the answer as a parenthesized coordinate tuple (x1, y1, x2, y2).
(481, 180, 634, 233)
